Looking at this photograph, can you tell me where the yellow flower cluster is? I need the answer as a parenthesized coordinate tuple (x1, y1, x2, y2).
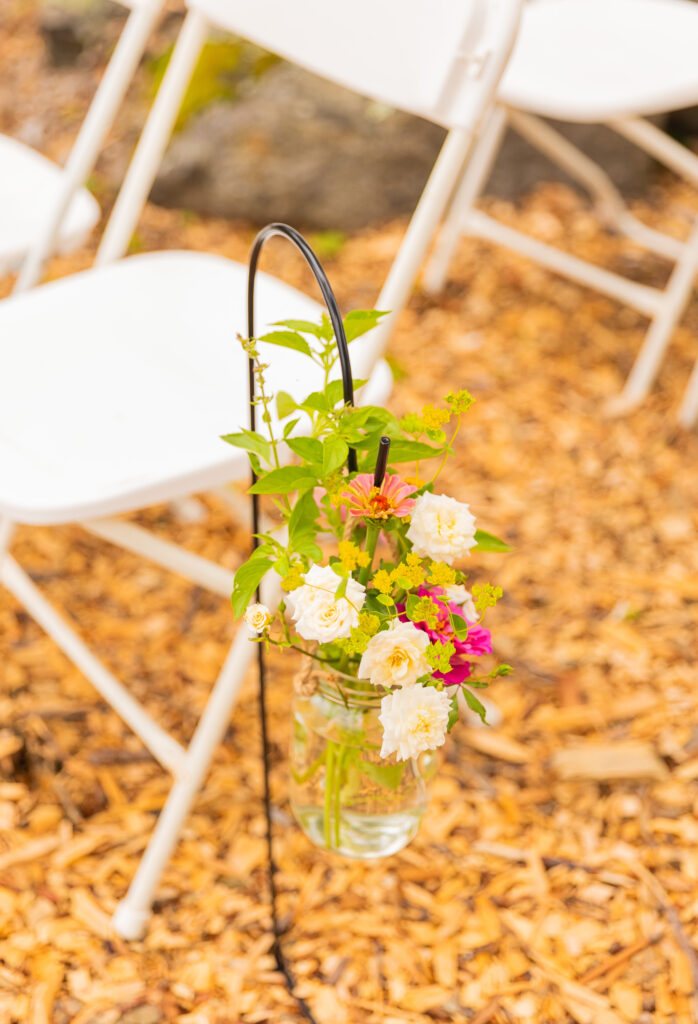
(472, 582, 503, 613)
(358, 612, 381, 637)
(281, 564, 304, 592)
(445, 389, 474, 414)
(370, 553, 425, 595)
(338, 540, 370, 571)
(412, 596, 440, 628)
(420, 403, 451, 431)
(371, 569, 394, 595)
(427, 561, 457, 586)
(394, 555, 425, 588)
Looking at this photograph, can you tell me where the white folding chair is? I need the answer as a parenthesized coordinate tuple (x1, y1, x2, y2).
(0, 0, 522, 939)
(423, 0, 698, 419)
(7, 0, 165, 292)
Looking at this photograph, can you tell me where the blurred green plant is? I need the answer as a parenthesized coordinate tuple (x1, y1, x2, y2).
(308, 231, 347, 261)
(147, 38, 278, 132)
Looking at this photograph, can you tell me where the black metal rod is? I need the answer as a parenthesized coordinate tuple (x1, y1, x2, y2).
(373, 435, 391, 488)
(246, 223, 360, 1024)
(248, 222, 356, 471)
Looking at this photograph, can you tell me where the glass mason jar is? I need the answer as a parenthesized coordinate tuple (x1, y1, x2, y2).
(290, 671, 438, 858)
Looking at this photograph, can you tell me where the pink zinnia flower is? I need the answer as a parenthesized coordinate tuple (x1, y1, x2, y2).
(342, 472, 417, 521)
(397, 586, 492, 686)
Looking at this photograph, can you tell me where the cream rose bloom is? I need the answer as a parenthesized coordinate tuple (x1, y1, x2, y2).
(406, 492, 476, 565)
(379, 685, 452, 761)
(244, 603, 272, 633)
(286, 564, 365, 643)
(358, 620, 431, 689)
(442, 584, 477, 621)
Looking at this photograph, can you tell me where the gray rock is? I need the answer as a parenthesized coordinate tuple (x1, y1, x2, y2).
(39, 0, 126, 67)
(152, 61, 676, 228)
(491, 119, 664, 199)
(151, 63, 446, 230)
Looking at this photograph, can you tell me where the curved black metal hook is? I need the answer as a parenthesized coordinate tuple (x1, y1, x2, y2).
(246, 224, 359, 1024)
(247, 221, 357, 473)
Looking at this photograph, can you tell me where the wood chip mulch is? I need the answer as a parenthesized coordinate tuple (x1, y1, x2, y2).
(2, 4, 698, 1023)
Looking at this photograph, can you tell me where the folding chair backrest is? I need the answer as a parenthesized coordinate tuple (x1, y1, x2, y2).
(96, 0, 522, 345)
(13, 0, 164, 293)
(186, 0, 521, 128)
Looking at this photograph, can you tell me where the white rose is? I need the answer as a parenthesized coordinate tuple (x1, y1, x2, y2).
(244, 602, 272, 633)
(442, 584, 477, 622)
(379, 685, 452, 761)
(406, 492, 476, 565)
(358, 620, 431, 689)
(287, 564, 365, 643)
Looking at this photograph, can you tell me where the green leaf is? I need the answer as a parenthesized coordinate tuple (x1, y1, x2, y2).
(294, 536, 323, 561)
(449, 612, 469, 639)
(376, 593, 394, 607)
(230, 554, 273, 617)
(258, 330, 313, 358)
(325, 378, 367, 408)
(220, 428, 271, 463)
(358, 759, 406, 791)
(343, 309, 389, 342)
(386, 439, 443, 463)
(447, 692, 459, 731)
(473, 529, 510, 553)
(248, 466, 317, 495)
(285, 437, 323, 463)
(283, 417, 301, 438)
(277, 392, 297, 420)
(288, 490, 320, 546)
(319, 313, 334, 341)
(300, 391, 330, 413)
(404, 593, 420, 620)
(461, 688, 488, 724)
(323, 436, 349, 476)
(272, 318, 324, 338)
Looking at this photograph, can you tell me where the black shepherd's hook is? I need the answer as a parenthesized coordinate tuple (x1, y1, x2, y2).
(246, 223, 360, 1024)
(247, 222, 357, 473)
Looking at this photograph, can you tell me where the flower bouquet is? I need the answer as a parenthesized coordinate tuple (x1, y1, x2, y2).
(226, 309, 510, 858)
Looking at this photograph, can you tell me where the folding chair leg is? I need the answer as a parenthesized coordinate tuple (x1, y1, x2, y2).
(0, 518, 15, 563)
(112, 621, 259, 939)
(96, 8, 209, 266)
(0, 552, 185, 772)
(355, 124, 486, 368)
(14, 0, 164, 293)
(610, 217, 698, 414)
(422, 106, 507, 295)
(678, 359, 698, 427)
(612, 117, 698, 189)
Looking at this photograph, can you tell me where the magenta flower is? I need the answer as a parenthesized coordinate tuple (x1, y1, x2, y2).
(398, 585, 492, 686)
(342, 472, 417, 521)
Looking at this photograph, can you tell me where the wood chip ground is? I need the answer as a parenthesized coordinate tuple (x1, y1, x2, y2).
(2, 4, 698, 1022)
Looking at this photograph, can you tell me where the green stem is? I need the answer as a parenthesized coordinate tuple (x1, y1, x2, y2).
(431, 414, 461, 484)
(264, 636, 336, 666)
(333, 745, 346, 847)
(358, 522, 381, 586)
(323, 741, 335, 848)
(290, 747, 327, 785)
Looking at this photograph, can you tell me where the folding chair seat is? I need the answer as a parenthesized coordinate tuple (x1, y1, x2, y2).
(6, 0, 165, 291)
(423, 0, 698, 421)
(0, 135, 99, 275)
(2, 0, 522, 938)
(0, 251, 350, 526)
